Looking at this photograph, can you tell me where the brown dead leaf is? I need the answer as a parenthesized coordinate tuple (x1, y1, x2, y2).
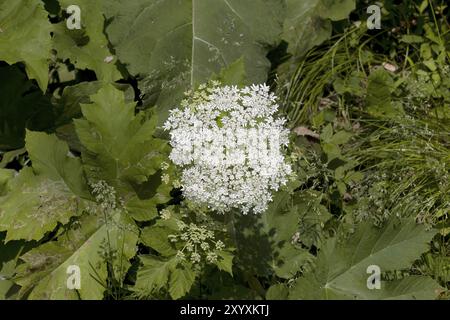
(293, 126, 320, 139)
(382, 62, 398, 72)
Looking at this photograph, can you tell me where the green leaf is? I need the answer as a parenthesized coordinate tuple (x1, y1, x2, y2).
(289, 218, 442, 299)
(0, 0, 52, 91)
(333, 71, 365, 96)
(141, 225, 177, 257)
(134, 255, 172, 297)
(282, 0, 354, 58)
(423, 60, 437, 72)
(0, 169, 14, 196)
(0, 168, 82, 242)
(0, 233, 26, 299)
(366, 69, 403, 117)
(215, 250, 234, 276)
(418, 0, 428, 14)
(104, 0, 285, 120)
(320, 124, 333, 142)
(74, 84, 169, 195)
(53, 81, 104, 128)
(282, 0, 331, 58)
(374, 276, 443, 300)
(124, 197, 159, 222)
(73, 84, 172, 222)
(0, 260, 17, 299)
(234, 184, 313, 278)
(213, 57, 248, 86)
(400, 35, 424, 44)
(312, 109, 336, 127)
(0, 148, 26, 169)
(0, 65, 54, 150)
(329, 130, 352, 145)
(26, 131, 89, 197)
(272, 244, 312, 279)
(264, 199, 312, 279)
(344, 171, 364, 183)
(266, 283, 288, 300)
(295, 190, 332, 249)
(318, 0, 355, 21)
(134, 255, 196, 299)
(0, 131, 89, 241)
(53, 82, 135, 152)
(53, 0, 121, 82)
(168, 263, 196, 300)
(15, 211, 138, 299)
(322, 142, 341, 161)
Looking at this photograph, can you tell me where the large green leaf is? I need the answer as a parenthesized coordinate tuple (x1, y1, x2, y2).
(74, 85, 167, 190)
(0, 0, 52, 91)
(26, 130, 88, 197)
(53, 82, 134, 129)
(52, 0, 121, 82)
(319, 0, 356, 21)
(74, 84, 172, 217)
(53, 82, 135, 152)
(169, 263, 197, 300)
(0, 131, 88, 242)
(0, 168, 81, 242)
(133, 255, 196, 299)
(133, 255, 173, 297)
(282, 0, 355, 58)
(53, 82, 104, 128)
(104, 0, 285, 119)
(374, 276, 444, 300)
(215, 250, 234, 276)
(0, 65, 54, 150)
(14, 211, 138, 299)
(289, 218, 442, 299)
(266, 283, 289, 300)
(141, 224, 177, 257)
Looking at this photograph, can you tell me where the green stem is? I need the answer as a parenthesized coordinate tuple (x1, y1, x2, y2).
(226, 210, 238, 250)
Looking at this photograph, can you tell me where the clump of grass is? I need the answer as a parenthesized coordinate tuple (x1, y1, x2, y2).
(277, 25, 399, 127)
(347, 114, 449, 226)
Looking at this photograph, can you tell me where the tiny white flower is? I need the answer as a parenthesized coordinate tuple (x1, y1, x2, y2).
(161, 162, 170, 170)
(200, 242, 210, 251)
(160, 208, 172, 220)
(176, 251, 185, 260)
(215, 240, 225, 251)
(206, 251, 218, 264)
(162, 173, 170, 184)
(191, 252, 201, 263)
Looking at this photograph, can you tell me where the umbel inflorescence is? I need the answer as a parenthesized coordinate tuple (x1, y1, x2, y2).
(164, 82, 292, 214)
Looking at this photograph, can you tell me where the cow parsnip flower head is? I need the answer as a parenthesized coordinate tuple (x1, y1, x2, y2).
(164, 82, 292, 214)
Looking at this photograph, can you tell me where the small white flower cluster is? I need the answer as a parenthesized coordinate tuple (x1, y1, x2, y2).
(164, 83, 292, 214)
(169, 221, 225, 264)
(89, 180, 117, 212)
(159, 208, 172, 220)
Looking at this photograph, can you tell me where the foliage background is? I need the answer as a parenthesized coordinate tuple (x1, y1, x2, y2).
(0, 0, 448, 300)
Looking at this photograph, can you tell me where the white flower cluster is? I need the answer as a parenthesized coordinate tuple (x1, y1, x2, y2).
(169, 221, 226, 264)
(164, 83, 292, 214)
